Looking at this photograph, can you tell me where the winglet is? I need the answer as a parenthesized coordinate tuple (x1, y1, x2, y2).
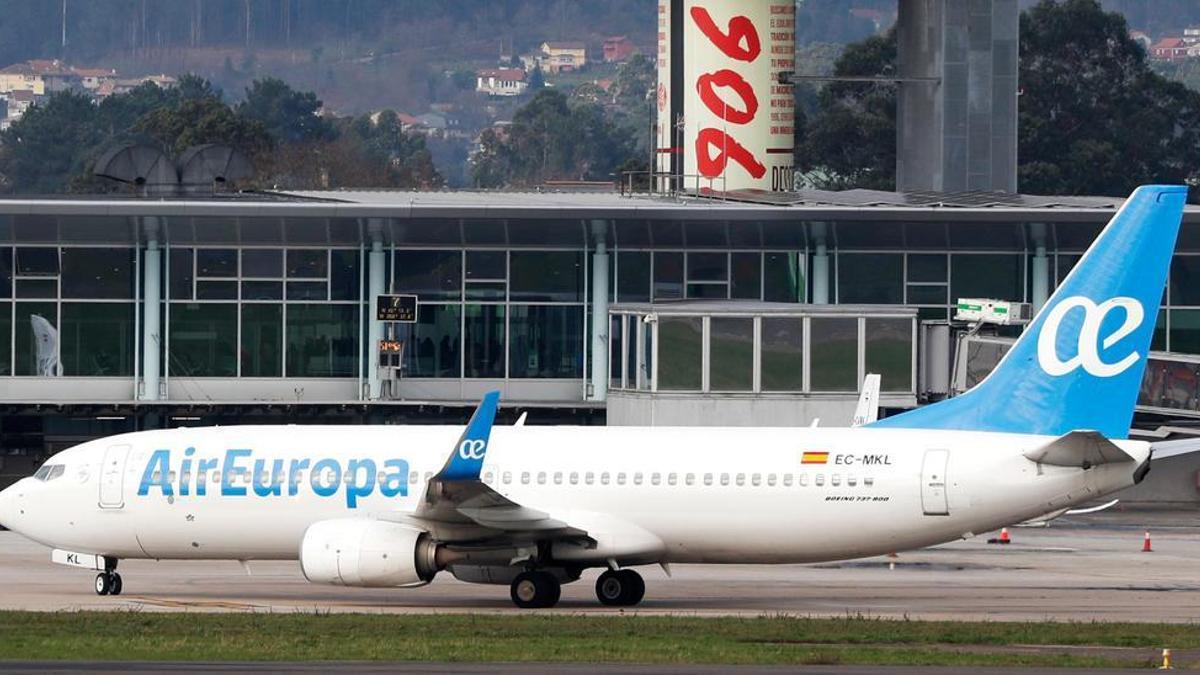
(437, 391, 500, 481)
(851, 373, 881, 427)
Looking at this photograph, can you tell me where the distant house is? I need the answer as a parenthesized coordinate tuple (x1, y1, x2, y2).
(0, 62, 49, 95)
(1184, 27, 1200, 44)
(1150, 37, 1189, 61)
(602, 36, 637, 63)
(540, 41, 587, 73)
(73, 67, 117, 91)
(476, 68, 528, 96)
(6, 89, 38, 121)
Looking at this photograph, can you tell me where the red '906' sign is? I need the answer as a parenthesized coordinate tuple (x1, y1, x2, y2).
(689, 6, 766, 180)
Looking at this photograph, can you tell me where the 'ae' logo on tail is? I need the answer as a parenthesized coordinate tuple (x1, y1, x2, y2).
(1036, 296, 1144, 378)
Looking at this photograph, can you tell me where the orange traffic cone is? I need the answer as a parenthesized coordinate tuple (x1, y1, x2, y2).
(1142, 530, 1153, 553)
(987, 527, 1011, 545)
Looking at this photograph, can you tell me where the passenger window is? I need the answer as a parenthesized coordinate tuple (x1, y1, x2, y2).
(585, 471, 595, 485)
(409, 471, 419, 484)
(570, 472, 579, 485)
(685, 473, 695, 486)
(502, 471, 512, 484)
(213, 472, 222, 484)
(751, 473, 761, 487)
(483, 471, 494, 484)
(521, 472, 530, 485)
(815, 474, 825, 486)
(617, 472, 626, 485)
(783, 474, 793, 487)
(554, 472, 563, 485)
(537, 472, 546, 485)
(424, 472, 432, 482)
(864, 476, 875, 487)
(735, 473, 745, 486)
(831, 474, 841, 486)
(633, 472, 643, 485)
(703, 473, 713, 486)
(667, 473, 677, 486)
(799, 474, 808, 486)
(720, 473, 729, 486)
(651, 472, 661, 486)
(848, 475, 857, 487)
(151, 470, 163, 482)
(600, 472, 610, 485)
(767, 474, 776, 487)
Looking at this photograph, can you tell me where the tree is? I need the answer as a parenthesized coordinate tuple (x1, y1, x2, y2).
(135, 95, 273, 159)
(799, 33, 896, 190)
(529, 65, 545, 91)
(800, 0, 1200, 196)
(472, 89, 634, 187)
(1018, 0, 1200, 195)
(0, 91, 99, 193)
(237, 77, 335, 145)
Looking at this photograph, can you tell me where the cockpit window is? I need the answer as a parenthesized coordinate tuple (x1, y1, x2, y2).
(34, 464, 65, 481)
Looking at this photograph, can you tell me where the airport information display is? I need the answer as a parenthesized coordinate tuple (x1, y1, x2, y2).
(376, 294, 417, 322)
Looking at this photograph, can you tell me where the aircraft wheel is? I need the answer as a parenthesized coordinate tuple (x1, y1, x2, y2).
(617, 569, 644, 605)
(94, 573, 111, 596)
(510, 571, 561, 609)
(596, 569, 645, 606)
(109, 573, 123, 596)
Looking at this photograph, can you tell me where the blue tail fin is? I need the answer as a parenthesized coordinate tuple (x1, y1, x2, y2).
(872, 185, 1187, 439)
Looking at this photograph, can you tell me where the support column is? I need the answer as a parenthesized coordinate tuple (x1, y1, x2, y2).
(589, 220, 610, 402)
(896, 0, 1018, 193)
(367, 233, 386, 401)
(1031, 223, 1050, 312)
(141, 236, 161, 401)
(811, 223, 830, 304)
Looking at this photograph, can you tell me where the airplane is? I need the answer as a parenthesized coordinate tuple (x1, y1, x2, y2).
(0, 184, 1188, 609)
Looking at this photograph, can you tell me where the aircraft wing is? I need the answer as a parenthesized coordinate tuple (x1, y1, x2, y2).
(409, 391, 587, 543)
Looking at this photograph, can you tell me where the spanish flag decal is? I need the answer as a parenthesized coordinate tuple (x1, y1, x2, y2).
(801, 451, 829, 465)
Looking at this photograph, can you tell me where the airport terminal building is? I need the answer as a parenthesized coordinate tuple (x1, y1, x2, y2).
(1, 188, 1200, 486)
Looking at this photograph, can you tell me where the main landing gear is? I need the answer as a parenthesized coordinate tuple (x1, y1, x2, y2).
(508, 568, 647, 608)
(595, 569, 644, 607)
(94, 572, 122, 596)
(510, 570, 561, 609)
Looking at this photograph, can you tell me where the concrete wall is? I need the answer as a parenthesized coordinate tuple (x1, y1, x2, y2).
(896, 0, 1018, 193)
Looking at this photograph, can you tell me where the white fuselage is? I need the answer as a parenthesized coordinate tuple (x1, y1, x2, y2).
(0, 425, 1148, 567)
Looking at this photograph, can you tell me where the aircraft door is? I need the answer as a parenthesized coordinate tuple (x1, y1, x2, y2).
(920, 449, 949, 516)
(98, 444, 130, 509)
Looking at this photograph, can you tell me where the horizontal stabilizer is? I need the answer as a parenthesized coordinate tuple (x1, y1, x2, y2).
(1023, 431, 1135, 468)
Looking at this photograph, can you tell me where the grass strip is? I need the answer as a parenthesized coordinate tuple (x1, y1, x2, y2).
(0, 612, 1194, 667)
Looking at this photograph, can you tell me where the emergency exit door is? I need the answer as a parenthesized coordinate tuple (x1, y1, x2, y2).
(98, 444, 130, 509)
(921, 449, 949, 516)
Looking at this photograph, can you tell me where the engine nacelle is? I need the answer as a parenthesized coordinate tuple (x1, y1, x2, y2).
(300, 519, 438, 587)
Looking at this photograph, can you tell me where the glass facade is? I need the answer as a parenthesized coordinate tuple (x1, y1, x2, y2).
(0, 213, 1196, 404)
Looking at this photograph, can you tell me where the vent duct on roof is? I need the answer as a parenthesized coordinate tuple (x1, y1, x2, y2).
(92, 145, 178, 196)
(178, 144, 253, 194)
(93, 143, 253, 196)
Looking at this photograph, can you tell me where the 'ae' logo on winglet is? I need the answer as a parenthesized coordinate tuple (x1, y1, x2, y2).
(458, 439, 487, 460)
(1036, 296, 1144, 378)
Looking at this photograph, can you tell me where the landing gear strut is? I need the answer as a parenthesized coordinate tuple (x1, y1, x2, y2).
(509, 571, 561, 608)
(595, 569, 644, 606)
(94, 572, 122, 596)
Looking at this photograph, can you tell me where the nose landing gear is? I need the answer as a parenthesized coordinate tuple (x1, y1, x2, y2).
(94, 572, 122, 596)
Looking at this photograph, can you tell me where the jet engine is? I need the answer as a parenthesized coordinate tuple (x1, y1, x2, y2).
(300, 519, 439, 587)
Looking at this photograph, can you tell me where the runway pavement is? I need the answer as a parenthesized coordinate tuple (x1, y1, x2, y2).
(0, 511, 1197, 621)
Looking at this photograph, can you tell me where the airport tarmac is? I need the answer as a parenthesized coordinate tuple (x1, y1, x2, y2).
(0, 511, 1197, 621)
